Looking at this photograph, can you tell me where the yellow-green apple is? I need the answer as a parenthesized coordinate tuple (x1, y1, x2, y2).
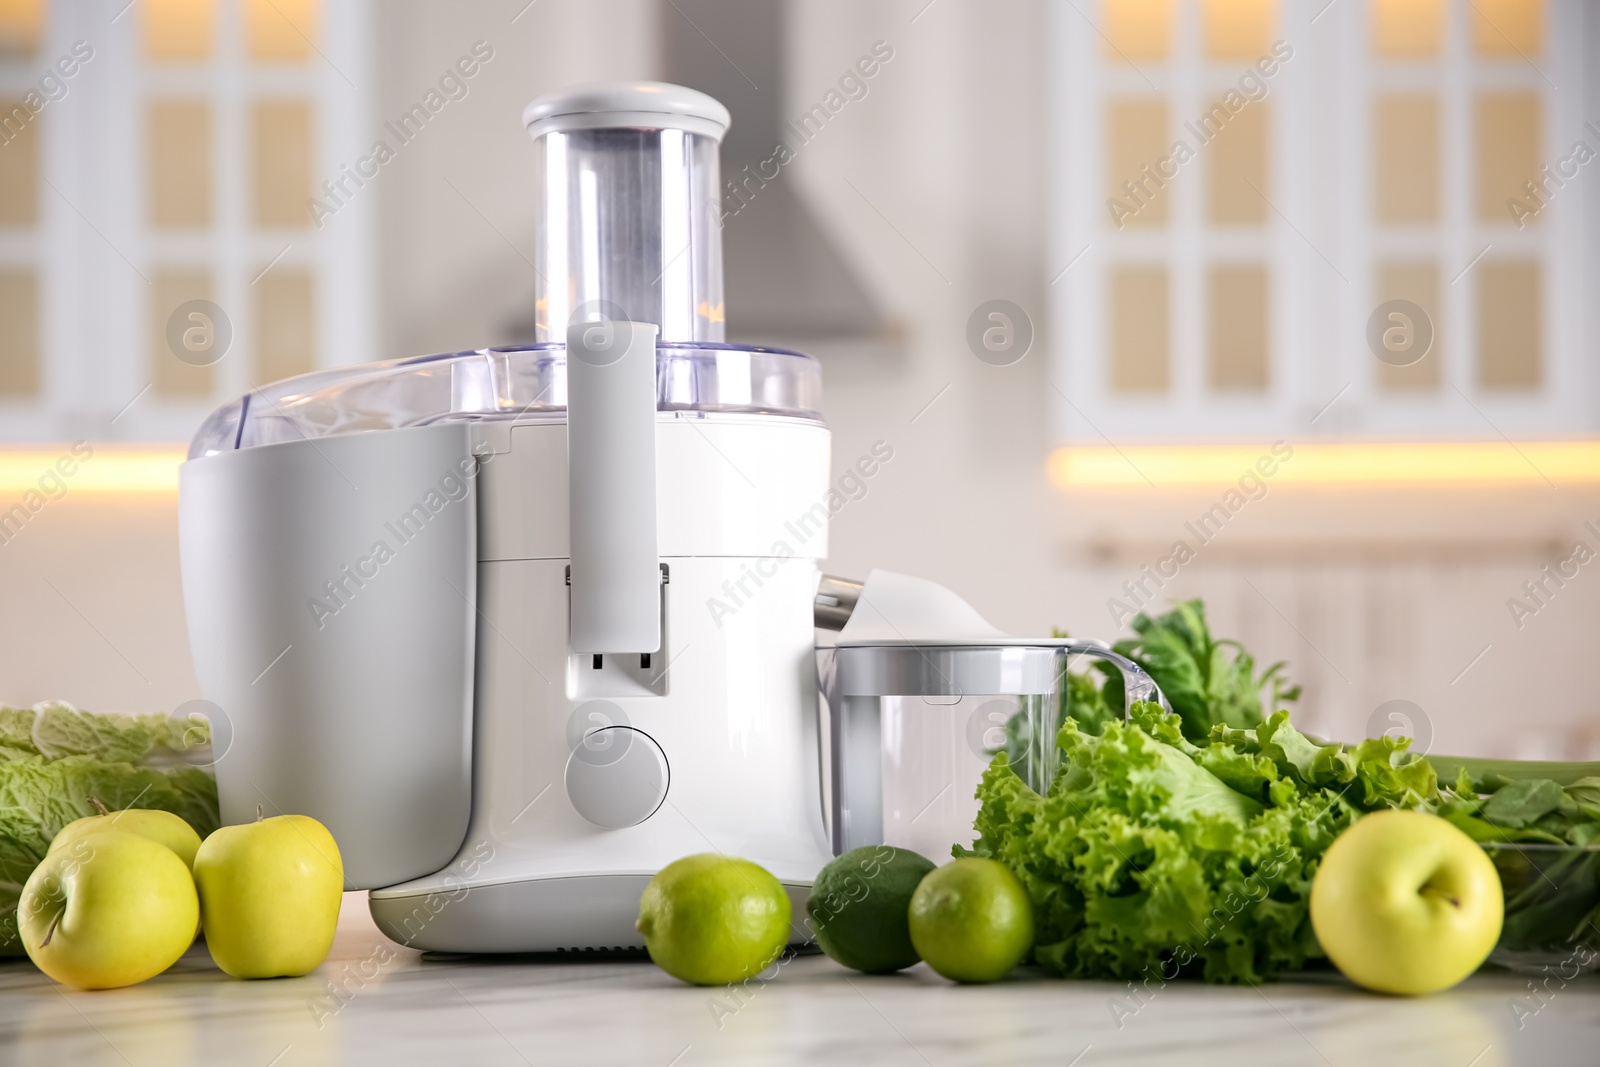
(1311, 810, 1503, 994)
(193, 813, 344, 978)
(20, 830, 200, 989)
(50, 808, 203, 871)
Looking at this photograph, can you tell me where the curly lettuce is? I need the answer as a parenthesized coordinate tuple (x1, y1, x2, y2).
(969, 703, 1436, 984)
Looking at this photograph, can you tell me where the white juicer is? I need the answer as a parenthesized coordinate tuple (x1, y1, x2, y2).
(180, 83, 836, 951)
(179, 82, 1165, 954)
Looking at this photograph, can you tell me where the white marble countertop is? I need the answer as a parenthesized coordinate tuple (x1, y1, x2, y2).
(1, 892, 1594, 1067)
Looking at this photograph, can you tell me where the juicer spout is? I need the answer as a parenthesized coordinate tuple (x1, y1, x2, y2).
(813, 574, 863, 631)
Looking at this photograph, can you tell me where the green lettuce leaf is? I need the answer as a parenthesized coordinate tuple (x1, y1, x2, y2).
(971, 703, 1352, 984)
(0, 702, 220, 956)
(1481, 779, 1567, 828)
(1098, 601, 1298, 742)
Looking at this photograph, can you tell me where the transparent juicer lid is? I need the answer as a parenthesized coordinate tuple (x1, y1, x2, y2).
(187, 343, 821, 458)
(189, 82, 819, 460)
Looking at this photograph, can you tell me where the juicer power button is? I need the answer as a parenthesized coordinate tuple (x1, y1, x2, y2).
(564, 726, 669, 829)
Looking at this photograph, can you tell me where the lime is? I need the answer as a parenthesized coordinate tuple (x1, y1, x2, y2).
(908, 857, 1033, 983)
(636, 854, 791, 986)
(807, 845, 935, 973)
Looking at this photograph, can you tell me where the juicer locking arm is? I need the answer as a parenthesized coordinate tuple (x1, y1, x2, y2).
(567, 320, 664, 654)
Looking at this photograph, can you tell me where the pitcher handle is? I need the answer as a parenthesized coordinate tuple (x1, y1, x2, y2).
(1055, 639, 1169, 717)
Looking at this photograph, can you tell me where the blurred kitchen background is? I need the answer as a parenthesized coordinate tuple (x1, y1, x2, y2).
(0, 0, 1596, 759)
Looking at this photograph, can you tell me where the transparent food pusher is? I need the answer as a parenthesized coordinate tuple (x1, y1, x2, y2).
(525, 81, 726, 342)
(178, 81, 1160, 955)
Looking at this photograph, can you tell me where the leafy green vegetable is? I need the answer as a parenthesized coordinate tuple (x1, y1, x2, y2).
(1430, 772, 1600, 958)
(974, 599, 1600, 983)
(969, 701, 1431, 984)
(0, 706, 35, 749)
(1063, 667, 1117, 738)
(1566, 777, 1600, 813)
(1480, 779, 1567, 828)
(1088, 601, 1299, 742)
(0, 702, 219, 955)
(1485, 845, 1600, 958)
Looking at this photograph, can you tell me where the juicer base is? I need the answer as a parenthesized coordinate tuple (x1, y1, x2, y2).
(369, 874, 815, 954)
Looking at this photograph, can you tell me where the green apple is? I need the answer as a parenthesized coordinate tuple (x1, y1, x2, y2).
(20, 830, 200, 989)
(1311, 809, 1503, 995)
(193, 813, 344, 979)
(50, 808, 203, 871)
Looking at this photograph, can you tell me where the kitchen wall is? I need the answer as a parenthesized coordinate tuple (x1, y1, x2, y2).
(0, 0, 1595, 764)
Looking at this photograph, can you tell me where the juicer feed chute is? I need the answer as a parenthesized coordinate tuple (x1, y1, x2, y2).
(524, 82, 729, 343)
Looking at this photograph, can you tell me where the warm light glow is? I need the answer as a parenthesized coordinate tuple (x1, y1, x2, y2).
(0, 0, 42, 57)
(1101, 0, 1173, 62)
(247, 0, 316, 63)
(1372, 0, 1444, 57)
(0, 449, 185, 496)
(1471, 0, 1542, 56)
(1202, 0, 1273, 59)
(1049, 441, 1600, 489)
(142, 0, 213, 62)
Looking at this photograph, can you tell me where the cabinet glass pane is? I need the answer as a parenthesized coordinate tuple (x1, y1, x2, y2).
(0, 0, 41, 58)
(1376, 261, 1441, 391)
(1471, 0, 1542, 57)
(255, 268, 314, 382)
(1101, 0, 1172, 63)
(1206, 99, 1268, 225)
(1375, 94, 1438, 223)
(142, 0, 213, 63)
(1202, 0, 1273, 60)
(1474, 93, 1539, 224)
(1208, 264, 1268, 390)
(149, 99, 212, 229)
(152, 268, 216, 398)
(1110, 265, 1169, 393)
(246, 0, 316, 63)
(1371, 0, 1443, 58)
(1107, 99, 1168, 228)
(0, 268, 37, 396)
(0, 97, 39, 227)
(251, 100, 312, 228)
(1476, 261, 1540, 389)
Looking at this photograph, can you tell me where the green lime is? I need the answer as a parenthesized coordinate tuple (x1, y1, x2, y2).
(908, 857, 1033, 983)
(636, 854, 792, 986)
(807, 845, 935, 973)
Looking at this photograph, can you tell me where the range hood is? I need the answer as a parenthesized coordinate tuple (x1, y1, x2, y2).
(661, 0, 891, 351)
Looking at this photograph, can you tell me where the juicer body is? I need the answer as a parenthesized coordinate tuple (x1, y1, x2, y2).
(370, 413, 836, 950)
(181, 407, 837, 951)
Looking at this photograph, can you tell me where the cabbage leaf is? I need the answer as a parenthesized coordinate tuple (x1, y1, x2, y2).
(0, 703, 219, 955)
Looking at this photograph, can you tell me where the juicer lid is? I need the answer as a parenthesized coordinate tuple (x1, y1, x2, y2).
(522, 81, 731, 140)
(185, 342, 821, 460)
(833, 570, 1012, 646)
(824, 572, 1166, 706)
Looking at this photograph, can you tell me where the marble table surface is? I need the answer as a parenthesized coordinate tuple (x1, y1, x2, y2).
(0, 893, 1594, 1067)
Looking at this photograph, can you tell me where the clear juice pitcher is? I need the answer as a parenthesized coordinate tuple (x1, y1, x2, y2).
(820, 639, 1164, 860)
